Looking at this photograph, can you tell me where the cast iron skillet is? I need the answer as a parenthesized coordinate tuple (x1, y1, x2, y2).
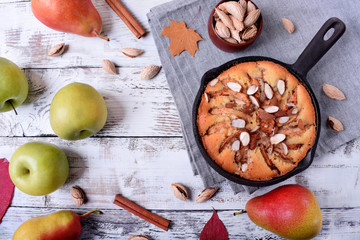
(193, 18, 346, 187)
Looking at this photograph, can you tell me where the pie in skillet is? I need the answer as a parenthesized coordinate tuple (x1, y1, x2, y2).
(197, 61, 316, 181)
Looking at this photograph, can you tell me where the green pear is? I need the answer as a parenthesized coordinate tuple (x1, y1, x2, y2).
(50, 82, 107, 140)
(245, 184, 322, 239)
(0, 57, 28, 113)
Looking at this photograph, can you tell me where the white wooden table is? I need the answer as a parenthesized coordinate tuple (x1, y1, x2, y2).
(1, 1, 360, 239)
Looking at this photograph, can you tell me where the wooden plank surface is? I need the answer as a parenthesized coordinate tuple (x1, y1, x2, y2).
(1, 207, 360, 239)
(0, 137, 359, 211)
(0, 0, 164, 68)
(0, 68, 182, 137)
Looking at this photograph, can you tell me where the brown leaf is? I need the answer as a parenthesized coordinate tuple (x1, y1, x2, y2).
(160, 20, 203, 58)
(200, 208, 229, 240)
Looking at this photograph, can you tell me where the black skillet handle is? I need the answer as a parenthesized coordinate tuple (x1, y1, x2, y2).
(291, 17, 346, 77)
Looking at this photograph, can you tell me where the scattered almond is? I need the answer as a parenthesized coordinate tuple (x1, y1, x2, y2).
(71, 186, 86, 206)
(140, 65, 161, 80)
(227, 82, 242, 92)
(120, 48, 144, 58)
(328, 116, 344, 132)
(102, 60, 117, 75)
(171, 183, 189, 201)
(128, 235, 150, 240)
(196, 187, 219, 203)
(48, 43, 65, 57)
(322, 83, 346, 100)
(281, 18, 295, 34)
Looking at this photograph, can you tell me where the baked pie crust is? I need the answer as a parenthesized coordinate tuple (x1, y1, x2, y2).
(197, 61, 316, 181)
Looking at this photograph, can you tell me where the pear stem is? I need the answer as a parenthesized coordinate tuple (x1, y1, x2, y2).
(80, 210, 102, 218)
(9, 101, 18, 115)
(233, 210, 247, 216)
(94, 31, 109, 41)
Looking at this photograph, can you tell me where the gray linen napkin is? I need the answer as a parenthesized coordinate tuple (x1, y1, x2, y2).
(147, 0, 360, 194)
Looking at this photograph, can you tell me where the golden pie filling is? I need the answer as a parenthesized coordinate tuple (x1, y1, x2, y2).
(197, 61, 316, 181)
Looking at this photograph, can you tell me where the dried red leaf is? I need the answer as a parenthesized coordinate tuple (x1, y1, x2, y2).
(160, 20, 203, 58)
(200, 208, 229, 240)
(0, 158, 15, 223)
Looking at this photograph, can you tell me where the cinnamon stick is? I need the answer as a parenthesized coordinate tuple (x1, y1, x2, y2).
(113, 194, 170, 231)
(105, 0, 146, 39)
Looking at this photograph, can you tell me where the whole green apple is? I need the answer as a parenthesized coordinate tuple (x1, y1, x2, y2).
(9, 142, 69, 196)
(50, 82, 107, 140)
(0, 57, 28, 113)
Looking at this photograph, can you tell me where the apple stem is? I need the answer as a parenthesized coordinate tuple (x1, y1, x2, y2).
(9, 101, 18, 115)
(80, 210, 102, 218)
(94, 31, 109, 41)
(233, 210, 247, 216)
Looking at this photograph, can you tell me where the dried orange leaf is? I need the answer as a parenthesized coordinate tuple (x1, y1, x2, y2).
(160, 20, 203, 58)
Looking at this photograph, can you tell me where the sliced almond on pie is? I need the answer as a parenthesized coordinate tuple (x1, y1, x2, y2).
(232, 140, 241, 151)
(277, 79, 285, 95)
(204, 93, 209, 102)
(227, 82, 242, 92)
(247, 85, 259, 95)
(240, 132, 250, 146)
(264, 83, 274, 99)
(278, 116, 290, 124)
(209, 78, 219, 86)
(249, 95, 260, 108)
(281, 142, 288, 155)
(232, 119, 246, 128)
(264, 106, 279, 113)
(270, 133, 286, 144)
